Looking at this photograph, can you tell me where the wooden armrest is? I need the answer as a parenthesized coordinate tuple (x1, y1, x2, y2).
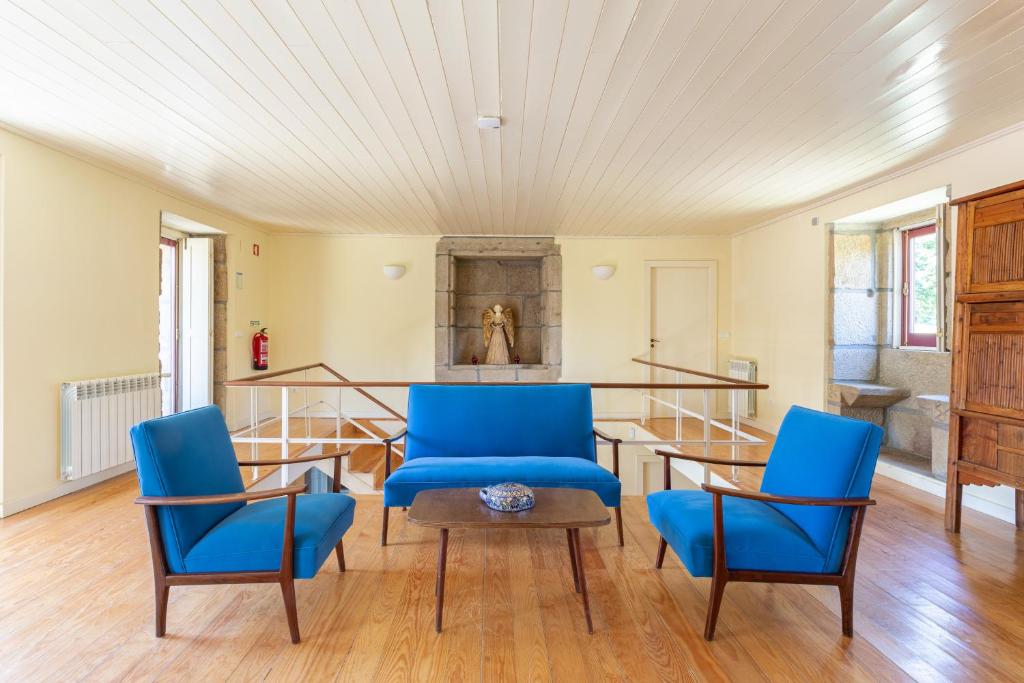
(382, 427, 407, 444)
(701, 484, 876, 507)
(593, 428, 622, 444)
(239, 451, 350, 467)
(382, 428, 407, 478)
(653, 449, 768, 468)
(135, 484, 306, 506)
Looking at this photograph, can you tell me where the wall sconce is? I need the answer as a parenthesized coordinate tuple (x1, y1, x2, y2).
(591, 265, 615, 280)
(382, 264, 406, 280)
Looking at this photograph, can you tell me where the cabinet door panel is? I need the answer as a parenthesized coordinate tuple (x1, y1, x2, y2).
(960, 417, 998, 468)
(965, 217, 1024, 293)
(963, 330, 1024, 417)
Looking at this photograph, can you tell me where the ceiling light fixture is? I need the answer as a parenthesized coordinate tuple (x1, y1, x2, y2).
(477, 116, 501, 129)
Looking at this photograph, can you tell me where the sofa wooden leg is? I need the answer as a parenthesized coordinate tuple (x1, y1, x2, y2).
(280, 580, 301, 644)
(154, 582, 169, 637)
(381, 507, 390, 546)
(655, 537, 667, 569)
(335, 539, 346, 572)
(704, 572, 727, 641)
(614, 507, 624, 546)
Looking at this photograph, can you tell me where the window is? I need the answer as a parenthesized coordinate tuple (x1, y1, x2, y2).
(900, 223, 938, 347)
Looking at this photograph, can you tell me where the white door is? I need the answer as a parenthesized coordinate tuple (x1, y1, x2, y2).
(179, 237, 213, 410)
(646, 261, 717, 417)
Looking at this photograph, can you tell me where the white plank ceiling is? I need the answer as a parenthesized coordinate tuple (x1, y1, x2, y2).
(1, 0, 1023, 235)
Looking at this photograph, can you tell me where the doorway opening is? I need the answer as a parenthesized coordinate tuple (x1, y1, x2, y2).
(159, 213, 223, 415)
(644, 260, 718, 417)
(158, 237, 178, 415)
(827, 187, 951, 487)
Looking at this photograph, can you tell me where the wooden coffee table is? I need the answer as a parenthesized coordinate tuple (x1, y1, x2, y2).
(407, 487, 611, 634)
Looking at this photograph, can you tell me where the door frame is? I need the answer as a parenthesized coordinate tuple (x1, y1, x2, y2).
(179, 236, 214, 410)
(642, 259, 719, 398)
(159, 236, 180, 413)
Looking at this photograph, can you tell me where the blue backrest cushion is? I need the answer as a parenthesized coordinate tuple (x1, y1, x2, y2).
(130, 405, 245, 573)
(404, 384, 596, 461)
(759, 406, 882, 570)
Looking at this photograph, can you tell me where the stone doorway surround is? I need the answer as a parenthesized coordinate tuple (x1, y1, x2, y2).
(435, 237, 561, 382)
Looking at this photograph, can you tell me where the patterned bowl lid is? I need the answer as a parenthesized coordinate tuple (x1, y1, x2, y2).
(480, 482, 535, 511)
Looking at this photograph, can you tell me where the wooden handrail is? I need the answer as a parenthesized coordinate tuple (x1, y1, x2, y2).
(226, 361, 408, 423)
(631, 356, 760, 385)
(652, 450, 768, 467)
(230, 362, 323, 383)
(318, 363, 406, 422)
(223, 379, 769, 390)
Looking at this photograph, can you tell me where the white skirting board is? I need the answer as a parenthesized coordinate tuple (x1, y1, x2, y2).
(0, 461, 135, 518)
(875, 460, 1016, 525)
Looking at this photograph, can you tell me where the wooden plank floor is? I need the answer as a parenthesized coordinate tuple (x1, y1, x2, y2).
(2, 423, 1024, 680)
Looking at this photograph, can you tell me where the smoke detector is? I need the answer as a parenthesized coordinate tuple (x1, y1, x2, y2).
(477, 116, 501, 129)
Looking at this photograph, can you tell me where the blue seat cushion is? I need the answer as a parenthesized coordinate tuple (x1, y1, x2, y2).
(184, 493, 356, 579)
(646, 489, 827, 577)
(383, 456, 620, 507)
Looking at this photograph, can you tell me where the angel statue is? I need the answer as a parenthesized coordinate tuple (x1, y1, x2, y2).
(482, 304, 515, 365)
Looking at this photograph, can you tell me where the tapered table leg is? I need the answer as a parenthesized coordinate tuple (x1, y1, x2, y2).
(572, 528, 594, 634)
(567, 528, 581, 592)
(435, 528, 449, 633)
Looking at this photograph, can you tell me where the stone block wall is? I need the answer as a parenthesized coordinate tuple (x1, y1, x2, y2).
(212, 236, 228, 414)
(435, 237, 561, 382)
(453, 258, 542, 364)
(828, 209, 952, 474)
(829, 223, 891, 382)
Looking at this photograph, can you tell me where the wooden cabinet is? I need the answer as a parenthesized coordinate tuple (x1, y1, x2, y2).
(947, 180, 1024, 532)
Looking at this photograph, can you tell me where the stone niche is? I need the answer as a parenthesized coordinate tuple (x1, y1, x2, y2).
(435, 237, 561, 382)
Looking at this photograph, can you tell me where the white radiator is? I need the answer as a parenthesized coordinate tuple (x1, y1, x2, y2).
(728, 359, 758, 418)
(60, 374, 162, 481)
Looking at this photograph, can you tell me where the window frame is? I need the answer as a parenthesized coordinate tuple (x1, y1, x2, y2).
(900, 222, 938, 349)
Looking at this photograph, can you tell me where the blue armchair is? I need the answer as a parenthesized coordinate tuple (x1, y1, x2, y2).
(380, 384, 622, 545)
(130, 405, 357, 643)
(647, 406, 882, 640)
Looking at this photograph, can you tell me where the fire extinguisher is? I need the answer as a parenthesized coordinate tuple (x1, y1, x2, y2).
(252, 328, 269, 371)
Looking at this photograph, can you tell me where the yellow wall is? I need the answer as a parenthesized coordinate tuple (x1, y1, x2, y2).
(559, 237, 732, 417)
(268, 235, 438, 416)
(0, 128, 273, 513)
(731, 216, 827, 430)
(267, 235, 733, 419)
(8, 115, 1024, 512)
(731, 123, 1024, 431)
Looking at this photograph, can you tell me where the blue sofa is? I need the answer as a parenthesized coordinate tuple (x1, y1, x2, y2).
(647, 406, 882, 639)
(381, 384, 622, 545)
(130, 405, 356, 643)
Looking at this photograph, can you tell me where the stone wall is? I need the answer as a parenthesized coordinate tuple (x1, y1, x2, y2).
(212, 235, 228, 414)
(453, 258, 542, 364)
(879, 347, 951, 475)
(828, 209, 952, 474)
(435, 237, 561, 382)
(829, 223, 891, 381)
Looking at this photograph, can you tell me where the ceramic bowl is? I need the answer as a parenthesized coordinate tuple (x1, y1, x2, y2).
(480, 482, 535, 512)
